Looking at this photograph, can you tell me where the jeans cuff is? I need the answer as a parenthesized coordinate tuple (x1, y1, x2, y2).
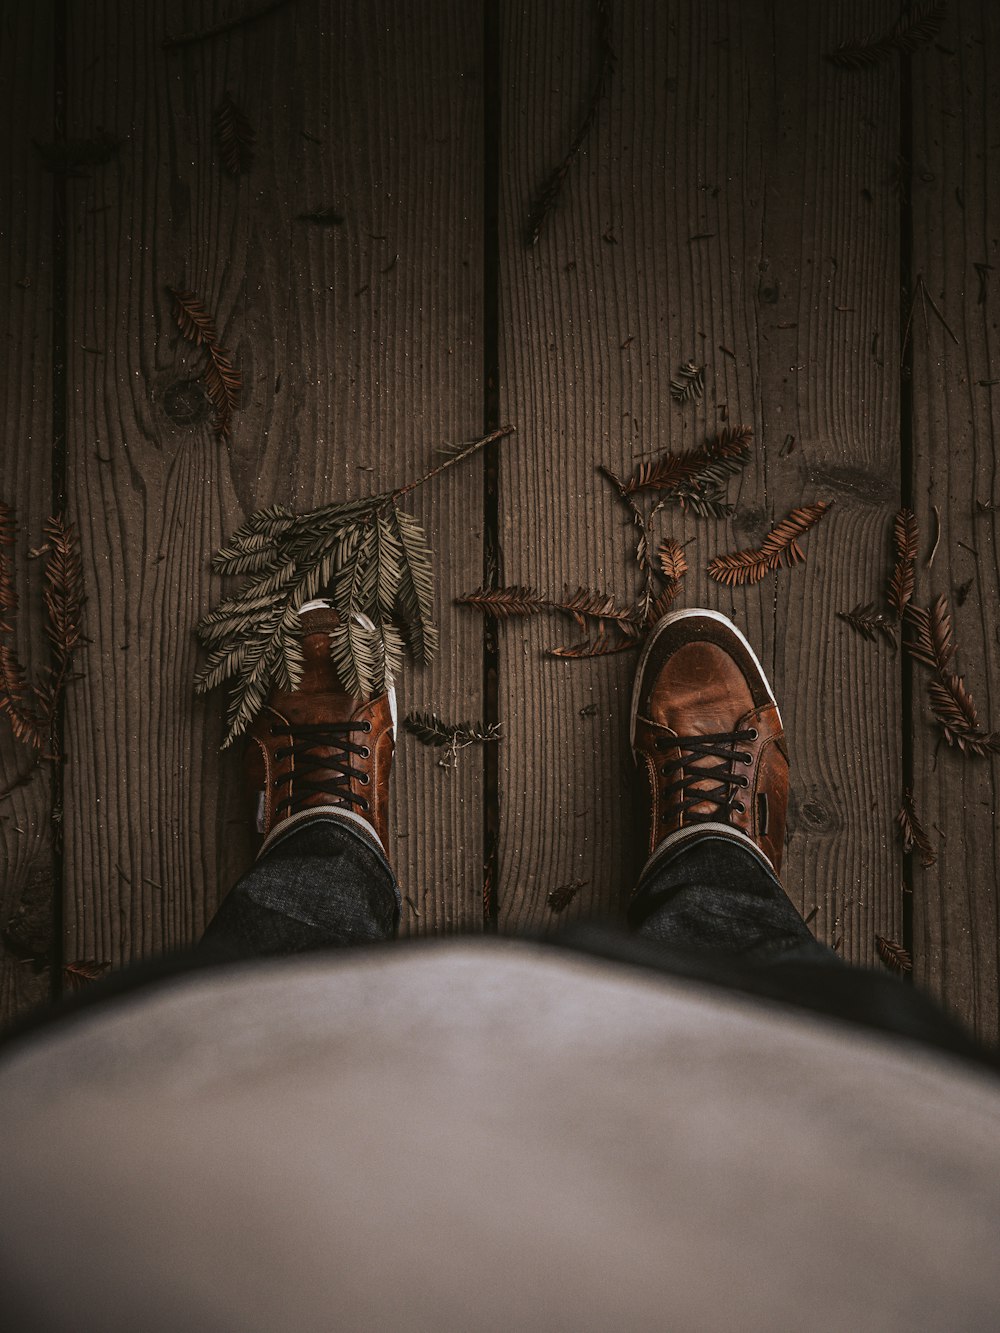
(635, 822, 777, 888)
(260, 806, 388, 862)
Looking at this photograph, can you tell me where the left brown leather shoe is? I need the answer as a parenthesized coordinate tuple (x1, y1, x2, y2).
(245, 601, 396, 854)
(630, 607, 788, 879)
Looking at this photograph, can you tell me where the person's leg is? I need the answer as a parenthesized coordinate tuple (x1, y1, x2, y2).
(200, 600, 401, 963)
(199, 810, 400, 961)
(627, 826, 838, 965)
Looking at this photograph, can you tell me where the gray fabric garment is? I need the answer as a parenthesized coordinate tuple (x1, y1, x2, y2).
(0, 940, 998, 1331)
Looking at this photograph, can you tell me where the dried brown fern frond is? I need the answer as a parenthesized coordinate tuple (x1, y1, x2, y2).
(547, 629, 638, 659)
(707, 501, 831, 587)
(837, 602, 897, 648)
(0, 643, 45, 749)
(621, 424, 753, 501)
(669, 361, 704, 403)
(547, 879, 587, 912)
(0, 502, 18, 633)
(168, 287, 219, 346)
(656, 537, 688, 582)
(875, 935, 913, 975)
(456, 586, 547, 619)
(215, 92, 254, 175)
(168, 286, 242, 440)
(41, 516, 84, 664)
(897, 788, 937, 867)
(888, 507, 918, 617)
(904, 593, 954, 672)
(827, 1, 947, 69)
(905, 593, 1000, 755)
(403, 712, 501, 748)
(204, 343, 241, 440)
(64, 959, 112, 991)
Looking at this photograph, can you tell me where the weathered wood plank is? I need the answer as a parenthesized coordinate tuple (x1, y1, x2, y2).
(495, 0, 902, 962)
(0, 3, 57, 1021)
(62, 0, 484, 972)
(910, 0, 1000, 1042)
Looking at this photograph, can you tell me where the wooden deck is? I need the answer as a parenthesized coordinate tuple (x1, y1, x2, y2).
(1, 0, 997, 1043)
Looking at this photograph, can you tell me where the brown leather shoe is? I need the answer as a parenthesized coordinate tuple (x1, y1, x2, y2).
(629, 608, 788, 880)
(245, 601, 396, 854)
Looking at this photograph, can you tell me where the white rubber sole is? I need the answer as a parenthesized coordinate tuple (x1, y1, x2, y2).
(628, 606, 781, 756)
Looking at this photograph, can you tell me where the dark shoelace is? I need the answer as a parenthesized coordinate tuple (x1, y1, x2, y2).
(655, 728, 758, 823)
(271, 720, 373, 816)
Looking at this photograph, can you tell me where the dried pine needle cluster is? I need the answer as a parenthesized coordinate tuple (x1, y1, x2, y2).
(169, 287, 242, 440)
(0, 503, 84, 759)
(196, 427, 513, 748)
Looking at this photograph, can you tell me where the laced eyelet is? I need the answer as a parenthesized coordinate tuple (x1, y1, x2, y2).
(747, 728, 758, 741)
(734, 802, 745, 814)
(739, 775, 750, 788)
(362, 720, 372, 733)
(359, 746, 371, 759)
(359, 773, 370, 785)
(361, 799, 370, 812)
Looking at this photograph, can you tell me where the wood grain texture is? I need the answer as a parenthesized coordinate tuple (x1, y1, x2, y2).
(62, 0, 484, 973)
(909, 0, 1000, 1041)
(0, 3, 57, 1021)
(495, 0, 902, 960)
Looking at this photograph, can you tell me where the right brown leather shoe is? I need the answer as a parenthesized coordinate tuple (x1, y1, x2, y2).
(629, 608, 788, 883)
(245, 600, 396, 857)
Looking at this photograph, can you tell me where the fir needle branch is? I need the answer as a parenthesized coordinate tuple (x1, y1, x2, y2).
(163, 0, 293, 48)
(897, 787, 937, 867)
(887, 507, 918, 617)
(875, 935, 913, 975)
(389, 425, 516, 503)
(837, 603, 897, 648)
(524, 0, 616, 246)
(707, 502, 831, 586)
(827, 2, 948, 69)
(215, 93, 255, 175)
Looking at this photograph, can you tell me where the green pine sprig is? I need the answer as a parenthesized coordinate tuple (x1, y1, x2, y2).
(196, 426, 515, 748)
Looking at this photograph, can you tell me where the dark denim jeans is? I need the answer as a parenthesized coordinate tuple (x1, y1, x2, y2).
(3, 813, 988, 1071)
(190, 813, 994, 1070)
(200, 815, 402, 960)
(199, 816, 825, 966)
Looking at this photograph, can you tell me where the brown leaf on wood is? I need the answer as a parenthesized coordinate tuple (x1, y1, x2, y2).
(64, 959, 112, 991)
(547, 628, 638, 659)
(168, 287, 219, 347)
(547, 879, 587, 913)
(215, 92, 255, 175)
(888, 507, 918, 617)
(204, 343, 242, 440)
(897, 788, 936, 867)
(707, 501, 831, 587)
(0, 643, 45, 748)
(904, 594, 954, 672)
(561, 587, 641, 635)
(41, 516, 84, 664)
(669, 361, 704, 403)
(875, 935, 913, 975)
(457, 585, 547, 619)
(0, 502, 18, 633)
(827, 1, 948, 69)
(656, 537, 688, 582)
(169, 287, 242, 440)
(622, 424, 752, 499)
(646, 583, 681, 627)
(837, 602, 897, 648)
